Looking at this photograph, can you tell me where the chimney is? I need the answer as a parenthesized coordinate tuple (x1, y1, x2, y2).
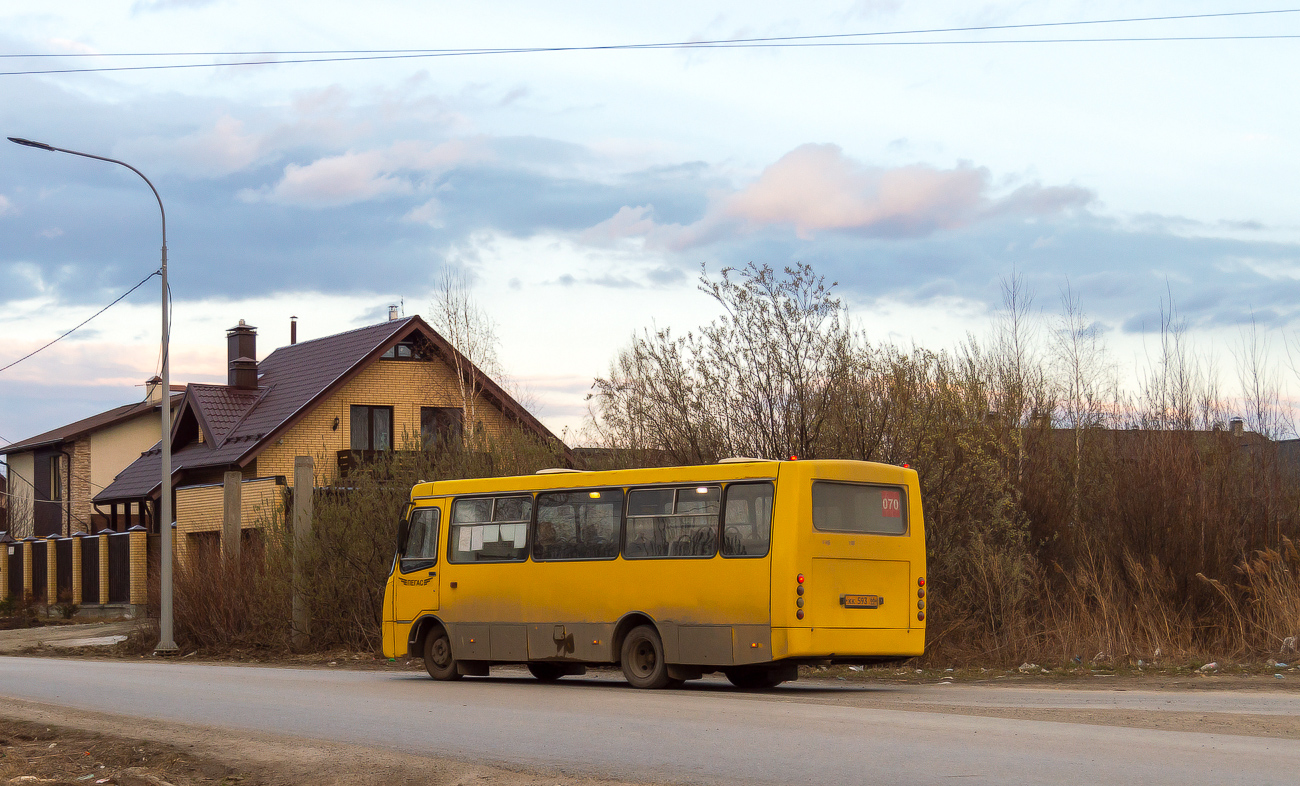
(388, 304, 399, 321)
(145, 375, 163, 404)
(1230, 417, 1244, 436)
(290, 315, 298, 345)
(226, 320, 258, 389)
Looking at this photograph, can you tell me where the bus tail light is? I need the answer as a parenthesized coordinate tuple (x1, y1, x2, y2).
(917, 611, 925, 622)
(797, 609, 804, 620)
(918, 577, 925, 587)
(797, 574, 804, 584)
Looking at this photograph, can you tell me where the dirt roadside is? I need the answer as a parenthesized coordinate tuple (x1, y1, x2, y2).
(0, 699, 646, 786)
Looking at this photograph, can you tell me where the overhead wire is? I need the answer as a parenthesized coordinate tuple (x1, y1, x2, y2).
(1, 7, 1297, 59)
(0, 8, 1298, 76)
(0, 270, 159, 375)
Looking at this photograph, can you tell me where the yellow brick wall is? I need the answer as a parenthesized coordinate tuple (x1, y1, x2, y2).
(255, 358, 514, 482)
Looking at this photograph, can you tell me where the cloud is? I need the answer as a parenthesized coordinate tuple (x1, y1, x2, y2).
(580, 144, 1092, 251)
(0, 195, 12, 215)
(242, 139, 494, 207)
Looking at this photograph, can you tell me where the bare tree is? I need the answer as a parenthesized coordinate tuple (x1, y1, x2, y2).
(1235, 312, 1289, 439)
(429, 268, 505, 449)
(1051, 283, 1116, 529)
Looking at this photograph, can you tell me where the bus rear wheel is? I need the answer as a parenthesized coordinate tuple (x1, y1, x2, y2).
(620, 625, 680, 689)
(725, 666, 787, 689)
(423, 626, 462, 681)
(527, 662, 567, 682)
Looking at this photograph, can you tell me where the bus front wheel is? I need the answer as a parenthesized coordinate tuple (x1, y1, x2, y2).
(620, 625, 681, 689)
(423, 627, 462, 681)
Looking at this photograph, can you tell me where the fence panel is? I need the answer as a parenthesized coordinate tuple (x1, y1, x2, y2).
(107, 533, 130, 604)
(30, 541, 47, 602)
(55, 538, 73, 600)
(6, 547, 20, 599)
(81, 537, 100, 605)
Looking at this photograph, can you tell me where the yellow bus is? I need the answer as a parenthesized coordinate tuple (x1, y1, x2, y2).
(381, 458, 926, 688)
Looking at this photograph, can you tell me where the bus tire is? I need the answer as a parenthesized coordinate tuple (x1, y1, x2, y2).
(724, 666, 787, 689)
(620, 625, 680, 689)
(423, 626, 462, 681)
(527, 662, 567, 682)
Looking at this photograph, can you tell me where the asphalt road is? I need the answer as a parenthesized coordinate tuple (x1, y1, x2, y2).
(2, 657, 1299, 785)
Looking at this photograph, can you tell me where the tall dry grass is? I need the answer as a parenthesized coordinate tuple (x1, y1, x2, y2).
(171, 428, 564, 653)
(589, 264, 1300, 667)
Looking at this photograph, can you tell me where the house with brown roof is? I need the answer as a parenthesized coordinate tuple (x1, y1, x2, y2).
(94, 313, 561, 560)
(0, 380, 185, 538)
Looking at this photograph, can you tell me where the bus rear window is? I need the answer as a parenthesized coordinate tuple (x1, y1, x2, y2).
(812, 482, 908, 535)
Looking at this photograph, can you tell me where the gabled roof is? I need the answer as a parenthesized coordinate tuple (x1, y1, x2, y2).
(95, 315, 563, 502)
(0, 390, 184, 456)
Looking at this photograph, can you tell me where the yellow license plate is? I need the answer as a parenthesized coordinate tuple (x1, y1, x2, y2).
(841, 594, 882, 609)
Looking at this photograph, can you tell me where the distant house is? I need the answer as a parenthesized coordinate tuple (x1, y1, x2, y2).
(0, 380, 184, 537)
(94, 314, 561, 559)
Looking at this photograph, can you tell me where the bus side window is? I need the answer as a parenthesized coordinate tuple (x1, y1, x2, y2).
(448, 495, 531, 563)
(401, 506, 440, 571)
(625, 486, 719, 559)
(721, 482, 773, 558)
(534, 488, 623, 561)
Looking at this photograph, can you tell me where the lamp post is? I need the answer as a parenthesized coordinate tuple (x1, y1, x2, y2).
(8, 136, 178, 655)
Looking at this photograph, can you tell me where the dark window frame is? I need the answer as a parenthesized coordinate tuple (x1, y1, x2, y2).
(531, 487, 624, 563)
(420, 406, 464, 449)
(350, 404, 394, 451)
(811, 481, 910, 536)
(380, 341, 425, 361)
(719, 481, 775, 559)
(622, 484, 722, 560)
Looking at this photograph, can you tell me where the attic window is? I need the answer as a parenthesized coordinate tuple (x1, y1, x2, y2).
(381, 341, 423, 361)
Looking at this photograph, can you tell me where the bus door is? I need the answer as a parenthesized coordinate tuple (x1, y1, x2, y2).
(394, 503, 443, 626)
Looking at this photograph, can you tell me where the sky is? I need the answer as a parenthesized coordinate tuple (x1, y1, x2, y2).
(2, 0, 1299, 453)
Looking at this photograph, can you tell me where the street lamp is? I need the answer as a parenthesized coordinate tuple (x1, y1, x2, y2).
(8, 136, 179, 655)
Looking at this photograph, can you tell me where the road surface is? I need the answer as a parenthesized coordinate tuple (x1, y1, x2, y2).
(1, 657, 1298, 785)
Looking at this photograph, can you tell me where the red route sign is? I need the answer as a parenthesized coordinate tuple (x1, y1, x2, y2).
(881, 489, 902, 518)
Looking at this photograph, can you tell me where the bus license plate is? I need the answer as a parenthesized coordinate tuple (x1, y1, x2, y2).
(840, 594, 881, 609)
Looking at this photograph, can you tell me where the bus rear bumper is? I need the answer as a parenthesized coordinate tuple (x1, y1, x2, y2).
(772, 626, 924, 661)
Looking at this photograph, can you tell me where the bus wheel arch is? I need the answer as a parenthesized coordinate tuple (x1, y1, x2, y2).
(408, 614, 446, 659)
(612, 612, 657, 665)
(411, 616, 461, 681)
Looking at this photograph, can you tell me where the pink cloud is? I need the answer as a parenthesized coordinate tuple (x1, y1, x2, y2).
(584, 143, 1093, 248)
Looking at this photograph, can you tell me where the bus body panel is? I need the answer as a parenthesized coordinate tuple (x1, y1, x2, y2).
(381, 459, 925, 669)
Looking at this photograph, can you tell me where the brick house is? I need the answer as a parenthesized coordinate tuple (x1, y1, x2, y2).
(0, 381, 185, 537)
(94, 313, 561, 560)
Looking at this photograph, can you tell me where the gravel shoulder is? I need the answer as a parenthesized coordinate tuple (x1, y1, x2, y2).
(1, 698, 647, 786)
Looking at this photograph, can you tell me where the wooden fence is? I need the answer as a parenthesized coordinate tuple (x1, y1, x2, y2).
(0, 526, 148, 612)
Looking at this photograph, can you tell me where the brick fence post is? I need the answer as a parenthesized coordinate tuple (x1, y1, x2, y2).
(71, 533, 83, 605)
(45, 534, 58, 606)
(96, 530, 111, 606)
(21, 538, 34, 599)
(128, 525, 147, 607)
(0, 537, 9, 602)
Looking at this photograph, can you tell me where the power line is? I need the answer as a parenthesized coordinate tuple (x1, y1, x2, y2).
(4, 34, 1299, 77)
(0, 270, 159, 375)
(2, 7, 1297, 59)
(1, 9, 1299, 76)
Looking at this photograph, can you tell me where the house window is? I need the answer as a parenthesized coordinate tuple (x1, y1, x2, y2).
(49, 456, 62, 501)
(350, 405, 393, 451)
(421, 407, 463, 448)
(380, 341, 424, 360)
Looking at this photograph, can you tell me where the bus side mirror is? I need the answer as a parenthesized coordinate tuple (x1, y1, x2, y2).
(396, 518, 410, 556)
